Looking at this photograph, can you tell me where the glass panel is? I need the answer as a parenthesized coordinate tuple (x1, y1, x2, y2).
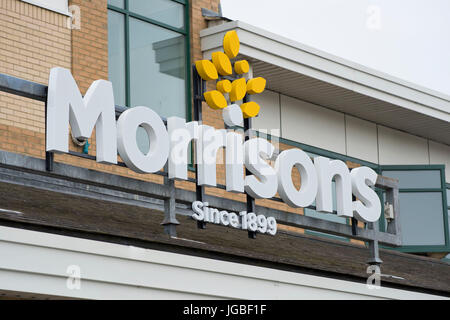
(129, 18, 186, 118)
(108, 0, 124, 9)
(129, 0, 184, 29)
(447, 188, 450, 206)
(304, 209, 348, 241)
(136, 126, 150, 154)
(399, 192, 445, 246)
(304, 209, 347, 224)
(108, 10, 126, 106)
(382, 170, 441, 189)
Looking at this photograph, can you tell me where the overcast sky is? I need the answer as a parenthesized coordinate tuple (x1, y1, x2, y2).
(221, 0, 450, 97)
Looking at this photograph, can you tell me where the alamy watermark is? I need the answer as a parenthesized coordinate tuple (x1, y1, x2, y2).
(67, 5, 81, 30)
(366, 265, 381, 289)
(366, 5, 382, 30)
(66, 264, 81, 290)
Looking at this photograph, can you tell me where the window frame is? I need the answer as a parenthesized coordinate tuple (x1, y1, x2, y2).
(378, 164, 450, 253)
(107, 0, 191, 121)
(447, 183, 450, 217)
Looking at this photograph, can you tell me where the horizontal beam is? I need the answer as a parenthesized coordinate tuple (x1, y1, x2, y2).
(0, 73, 128, 118)
(0, 74, 47, 102)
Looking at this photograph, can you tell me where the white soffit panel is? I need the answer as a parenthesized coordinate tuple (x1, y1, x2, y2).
(200, 21, 450, 146)
(20, 0, 70, 16)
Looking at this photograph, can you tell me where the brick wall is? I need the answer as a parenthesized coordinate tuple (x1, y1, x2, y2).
(0, 0, 71, 159)
(69, 0, 108, 94)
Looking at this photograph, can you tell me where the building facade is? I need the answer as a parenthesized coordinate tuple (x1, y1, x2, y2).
(0, 0, 449, 299)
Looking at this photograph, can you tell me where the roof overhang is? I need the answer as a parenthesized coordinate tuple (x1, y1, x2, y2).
(200, 21, 450, 145)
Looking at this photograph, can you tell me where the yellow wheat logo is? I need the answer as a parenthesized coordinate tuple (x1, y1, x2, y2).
(194, 31, 266, 126)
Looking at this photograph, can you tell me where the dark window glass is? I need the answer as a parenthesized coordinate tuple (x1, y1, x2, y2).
(129, 18, 185, 118)
(107, 10, 126, 106)
(108, 0, 124, 8)
(398, 192, 445, 246)
(382, 170, 441, 189)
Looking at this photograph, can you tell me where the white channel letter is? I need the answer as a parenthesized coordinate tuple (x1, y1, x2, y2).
(167, 117, 199, 180)
(314, 156, 353, 217)
(117, 106, 169, 174)
(351, 167, 381, 222)
(226, 131, 244, 193)
(220, 210, 230, 226)
(244, 138, 277, 199)
(46, 67, 117, 164)
(197, 125, 227, 187)
(267, 217, 277, 236)
(275, 148, 318, 208)
(209, 208, 220, 224)
(191, 201, 204, 221)
(229, 212, 240, 228)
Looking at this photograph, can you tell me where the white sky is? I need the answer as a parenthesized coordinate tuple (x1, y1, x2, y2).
(220, 0, 450, 97)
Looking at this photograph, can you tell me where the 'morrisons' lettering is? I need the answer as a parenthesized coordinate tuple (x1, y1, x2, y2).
(46, 67, 382, 223)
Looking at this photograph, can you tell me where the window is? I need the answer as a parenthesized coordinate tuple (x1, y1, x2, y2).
(107, 0, 189, 120)
(380, 165, 450, 253)
(447, 184, 450, 233)
(444, 185, 450, 262)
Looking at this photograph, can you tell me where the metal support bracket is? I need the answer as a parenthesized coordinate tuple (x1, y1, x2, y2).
(161, 165, 180, 237)
(365, 175, 401, 266)
(367, 222, 383, 265)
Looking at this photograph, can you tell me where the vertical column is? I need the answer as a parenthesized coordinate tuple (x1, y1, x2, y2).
(44, 88, 54, 172)
(367, 222, 383, 266)
(244, 95, 257, 239)
(161, 164, 180, 237)
(193, 66, 206, 229)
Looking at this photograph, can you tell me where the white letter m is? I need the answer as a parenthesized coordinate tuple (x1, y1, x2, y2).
(46, 67, 117, 164)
